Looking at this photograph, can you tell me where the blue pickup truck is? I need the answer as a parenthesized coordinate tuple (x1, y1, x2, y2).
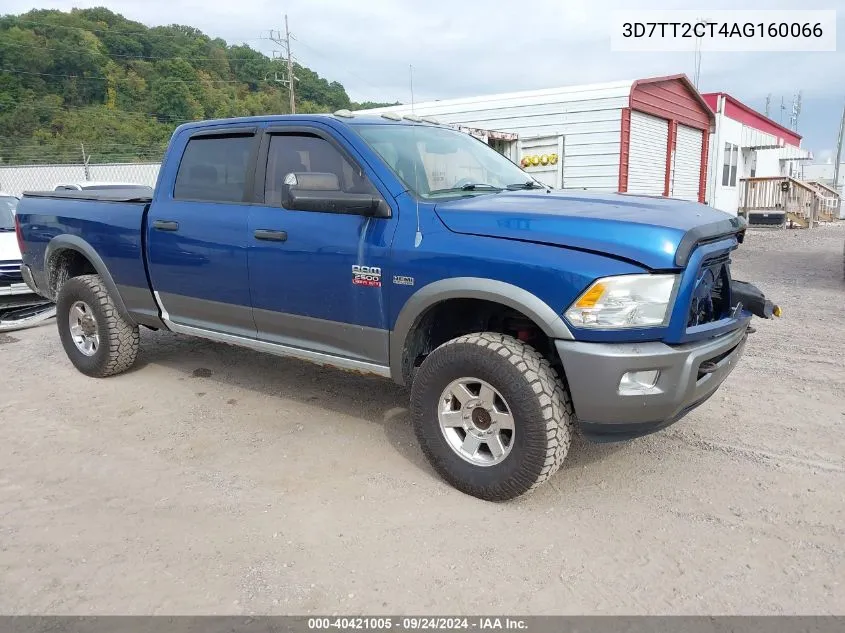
(15, 113, 779, 500)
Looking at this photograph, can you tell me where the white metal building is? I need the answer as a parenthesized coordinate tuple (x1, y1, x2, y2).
(702, 92, 812, 215)
(358, 74, 715, 202)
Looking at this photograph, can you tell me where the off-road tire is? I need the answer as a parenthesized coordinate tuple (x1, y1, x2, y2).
(56, 274, 140, 377)
(410, 332, 573, 501)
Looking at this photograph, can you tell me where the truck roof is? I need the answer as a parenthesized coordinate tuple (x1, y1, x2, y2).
(173, 112, 442, 135)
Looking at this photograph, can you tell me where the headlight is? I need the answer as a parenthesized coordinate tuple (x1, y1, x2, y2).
(565, 274, 678, 329)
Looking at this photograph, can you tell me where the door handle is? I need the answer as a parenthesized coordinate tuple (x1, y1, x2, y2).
(254, 229, 288, 242)
(153, 220, 179, 231)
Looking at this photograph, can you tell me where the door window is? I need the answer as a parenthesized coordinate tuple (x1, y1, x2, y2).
(264, 134, 376, 207)
(174, 135, 254, 202)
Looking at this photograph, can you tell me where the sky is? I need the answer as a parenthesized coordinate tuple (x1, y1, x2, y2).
(4, 0, 845, 161)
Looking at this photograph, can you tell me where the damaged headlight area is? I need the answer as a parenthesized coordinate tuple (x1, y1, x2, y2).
(564, 274, 678, 329)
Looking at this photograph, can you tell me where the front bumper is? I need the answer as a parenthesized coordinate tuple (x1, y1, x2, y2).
(556, 324, 749, 441)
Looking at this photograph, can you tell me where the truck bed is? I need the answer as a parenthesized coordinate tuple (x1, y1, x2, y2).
(21, 189, 153, 203)
(16, 191, 161, 328)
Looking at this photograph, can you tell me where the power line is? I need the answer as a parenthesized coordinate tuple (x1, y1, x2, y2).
(4, 18, 265, 42)
(288, 33, 386, 94)
(0, 67, 245, 83)
(0, 40, 283, 64)
(1, 140, 170, 148)
(0, 99, 197, 118)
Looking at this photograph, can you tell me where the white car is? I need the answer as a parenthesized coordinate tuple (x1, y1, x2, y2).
(0, 192, 27, 295)
(0, 192, 55, 330)
(53, 181, 154, 194)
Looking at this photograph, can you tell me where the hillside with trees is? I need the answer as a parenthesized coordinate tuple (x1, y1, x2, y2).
(0, 7, 396, 165)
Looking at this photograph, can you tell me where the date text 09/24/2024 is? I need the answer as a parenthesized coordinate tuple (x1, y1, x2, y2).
(308, 618, 527, 630)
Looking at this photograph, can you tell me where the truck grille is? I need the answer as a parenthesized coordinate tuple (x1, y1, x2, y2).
(0, 260, 24, 285)
(687, 253, 731, 327)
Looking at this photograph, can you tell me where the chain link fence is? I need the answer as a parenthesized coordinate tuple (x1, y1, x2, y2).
(0, 162, 161, 197)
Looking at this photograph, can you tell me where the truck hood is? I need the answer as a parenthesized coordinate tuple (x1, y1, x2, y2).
(434, 190, 744, 270)
(0, 232, 21, 262)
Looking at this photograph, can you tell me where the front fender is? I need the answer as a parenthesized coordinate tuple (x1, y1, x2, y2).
(388, 277, 573, 385)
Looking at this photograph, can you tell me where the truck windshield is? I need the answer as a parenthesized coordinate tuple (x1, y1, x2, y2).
(0, 196, 17, 231)
(355, 124, 534, 199)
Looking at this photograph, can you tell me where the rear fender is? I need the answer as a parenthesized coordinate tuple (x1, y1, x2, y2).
(44, 235, 135, 325)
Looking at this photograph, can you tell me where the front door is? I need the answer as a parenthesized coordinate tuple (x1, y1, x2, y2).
(146, 127, 258, 337)
(247, 125, 397, 365)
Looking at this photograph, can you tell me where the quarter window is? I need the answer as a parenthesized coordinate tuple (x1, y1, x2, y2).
(174, 135, 253, 202)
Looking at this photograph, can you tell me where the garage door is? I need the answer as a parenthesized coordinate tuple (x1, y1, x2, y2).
(627, 111, 668, 196)
(671, 124, 703, 201)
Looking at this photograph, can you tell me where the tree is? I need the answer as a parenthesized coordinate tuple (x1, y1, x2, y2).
(0, 7, 386, 164)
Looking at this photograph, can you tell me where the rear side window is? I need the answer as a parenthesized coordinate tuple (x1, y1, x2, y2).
(174, 135, 253, 202)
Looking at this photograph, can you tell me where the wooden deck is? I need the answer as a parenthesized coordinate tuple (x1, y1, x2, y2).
(805, 180, 842, 222)
(738, 177, 841, 228)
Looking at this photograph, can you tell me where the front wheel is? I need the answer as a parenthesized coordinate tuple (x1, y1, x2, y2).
(410, 332, 573, 501)
(56, 274, 140, 377)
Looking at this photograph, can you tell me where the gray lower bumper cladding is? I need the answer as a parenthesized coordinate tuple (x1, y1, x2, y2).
(556, 326, 748, 441)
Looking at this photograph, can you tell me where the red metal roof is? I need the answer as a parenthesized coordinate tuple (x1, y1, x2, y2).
(701, 92, 802, 146)
(618, 75, 712, 202)
(631, 74, 715, 129)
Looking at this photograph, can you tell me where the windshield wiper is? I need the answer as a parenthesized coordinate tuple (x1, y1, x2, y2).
(429, 183, 503, 195)
(506, 181, 544, 190)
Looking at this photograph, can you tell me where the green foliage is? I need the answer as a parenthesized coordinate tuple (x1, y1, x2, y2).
(0, 7, 397, 164)
(353, 100, 402, 110)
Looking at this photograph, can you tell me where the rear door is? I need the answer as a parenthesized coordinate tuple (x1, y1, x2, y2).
(670, 124, 704, 202)
(246, 123, 397, 366)
(627, 111, 668, 196)
(146, 126, 259, 337)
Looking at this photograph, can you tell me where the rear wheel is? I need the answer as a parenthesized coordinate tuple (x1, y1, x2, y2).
(56, 274, 139, 377)
(411, 332, 573, 501)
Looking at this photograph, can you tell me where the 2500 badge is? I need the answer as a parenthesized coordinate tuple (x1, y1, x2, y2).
(352, 265, 382, 288)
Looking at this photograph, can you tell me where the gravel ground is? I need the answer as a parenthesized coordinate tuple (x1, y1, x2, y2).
(1, 224, 843, 615)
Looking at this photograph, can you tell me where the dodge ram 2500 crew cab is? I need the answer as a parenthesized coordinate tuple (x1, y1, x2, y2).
(15, 113, 779, 501)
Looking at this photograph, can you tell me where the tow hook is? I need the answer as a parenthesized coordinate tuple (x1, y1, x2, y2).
(731, 280, 783, 320)
(699, 360, 718, 374)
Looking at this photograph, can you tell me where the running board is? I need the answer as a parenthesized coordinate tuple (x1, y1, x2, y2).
(0, 303, 56, 332)
(166, 320, 392, 378)
(152, 290, 391, 377)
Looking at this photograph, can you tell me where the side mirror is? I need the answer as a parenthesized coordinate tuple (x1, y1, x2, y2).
(281, 172, 391, 218)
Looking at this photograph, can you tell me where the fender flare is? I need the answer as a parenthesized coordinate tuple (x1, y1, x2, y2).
(388, 277, 573, 384)
(44, 235, 135, 325)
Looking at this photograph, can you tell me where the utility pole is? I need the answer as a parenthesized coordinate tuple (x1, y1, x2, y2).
(765, 94, 771, 118)
(80, 143, 91, 181)
(268, 16, 297, 114)
(692, 19, 714, 89)
(833, 101, 845, 201)
(790, 91, 802, 131)
(285, 15, 295, 114)
(409, 64, 415, 113)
